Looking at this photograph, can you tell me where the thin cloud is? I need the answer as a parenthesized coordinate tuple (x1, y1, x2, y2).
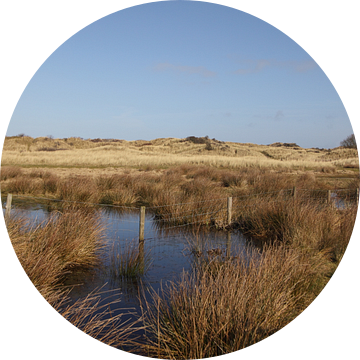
(285, 59, 317, 72)
(234, 59, 271, 74)
(233, 59, 317, 75)
(274, 110, 284, 121)
(153, 62, 216, 78)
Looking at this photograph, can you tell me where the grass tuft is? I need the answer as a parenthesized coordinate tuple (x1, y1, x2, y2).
(109, 240, 152, 279)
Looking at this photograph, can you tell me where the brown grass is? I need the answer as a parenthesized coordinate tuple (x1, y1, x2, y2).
(7, 209, 105, 293)
(137, 196, 356, 358)
(2, 136, 358, 171)
(50, 288, 144, 349)
(2, 139, 358, 356)
(139, 244, 330, 358)
(6, 210, 144, 349)
(109, 240, 152, 279)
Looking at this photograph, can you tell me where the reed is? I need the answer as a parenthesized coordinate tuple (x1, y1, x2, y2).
(235, 193, 356, 257)
(7, 211, 144, 350)
(51, 288, 144, 349)
(139, 243, 329, 359)
(136, 193, 355, 358)
(109, 240, 152, 279)
(7, 209, 105, 293)
(0, 165, 23, 180)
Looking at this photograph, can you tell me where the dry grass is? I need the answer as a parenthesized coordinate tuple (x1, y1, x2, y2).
(48, 287, 144, 349)
(7, 210, 105, 293)
(3, 179, 356, 357)
(2, 136, 358, 356)
(2, 163, 359, 229)
(109, 240, 152, 279)
(2, 136, 358, 171)
(139, 244, 330, 358)
(235, 194, 355, 260)
(6, 210, 145, 350)
(137, 196, 356, 359)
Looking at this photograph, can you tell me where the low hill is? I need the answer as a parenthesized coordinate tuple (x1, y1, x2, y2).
(1, 135, 358, 172)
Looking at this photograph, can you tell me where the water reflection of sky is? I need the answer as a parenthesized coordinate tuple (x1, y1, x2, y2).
(2, 192, 357, 353)
(3, 198, 253, 328)
(1, 194, 358, 350)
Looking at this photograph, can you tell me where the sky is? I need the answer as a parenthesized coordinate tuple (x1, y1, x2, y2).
(6, 1, 355, 148)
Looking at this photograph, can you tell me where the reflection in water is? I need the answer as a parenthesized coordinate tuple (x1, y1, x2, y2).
(3, 197, 254, 337)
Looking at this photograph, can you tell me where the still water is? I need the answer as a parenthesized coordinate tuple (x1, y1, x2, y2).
(3, 197, 253, 340)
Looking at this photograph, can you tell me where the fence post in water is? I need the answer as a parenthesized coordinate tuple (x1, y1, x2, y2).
(139, 206, 145, 242)
(5, 193, 12, 223)
(227, 197, 232, 226)
(327, 190, 332, 205)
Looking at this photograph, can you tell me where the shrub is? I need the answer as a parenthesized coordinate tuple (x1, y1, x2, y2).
(205, 142, 213, 151)
(186, 136, 207, 144)
(340, 134, 357, 149)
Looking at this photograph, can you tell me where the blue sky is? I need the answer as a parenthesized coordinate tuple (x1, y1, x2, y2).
(7, 1, 353, 148)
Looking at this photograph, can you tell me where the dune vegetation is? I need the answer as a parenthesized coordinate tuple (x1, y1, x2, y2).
(1, 135, 359, 358)
(1, 134, 359, 171)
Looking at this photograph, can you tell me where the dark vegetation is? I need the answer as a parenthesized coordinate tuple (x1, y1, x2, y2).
(340, 133, 357, 149)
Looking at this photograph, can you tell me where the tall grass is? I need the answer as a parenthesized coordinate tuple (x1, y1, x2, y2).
(4, 170, 357, 356)
(7, 210, 105, 294)
(50, 287, 144, 349)
(139, 244, 329, 359)
(109, 240, 152, 279)
(235, 194, 355, 260)
(6, 210, 144, 349)
(136, 194, 356, 358)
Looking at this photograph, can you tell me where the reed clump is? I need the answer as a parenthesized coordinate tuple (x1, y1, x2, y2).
(7, 211, 144, 349)
(7, 210, 105, 294)
(109, 240, 152, 279)
(136, 194, 355, 358)
(235, 194, 356, 255)
(0, 165, 23, 180)
(139, 243, 329, 359)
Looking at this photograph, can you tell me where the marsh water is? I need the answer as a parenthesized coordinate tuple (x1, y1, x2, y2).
(2, 196, 254, 338)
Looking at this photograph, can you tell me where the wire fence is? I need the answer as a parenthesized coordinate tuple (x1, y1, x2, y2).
(3, 186, 359, 241)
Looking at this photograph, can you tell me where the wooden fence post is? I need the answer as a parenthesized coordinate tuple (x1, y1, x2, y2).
(227, 197, 232, 226)
(139, 206, 145, 241)
(327, 190, 332, 205)
(5, 193, 12, 223)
